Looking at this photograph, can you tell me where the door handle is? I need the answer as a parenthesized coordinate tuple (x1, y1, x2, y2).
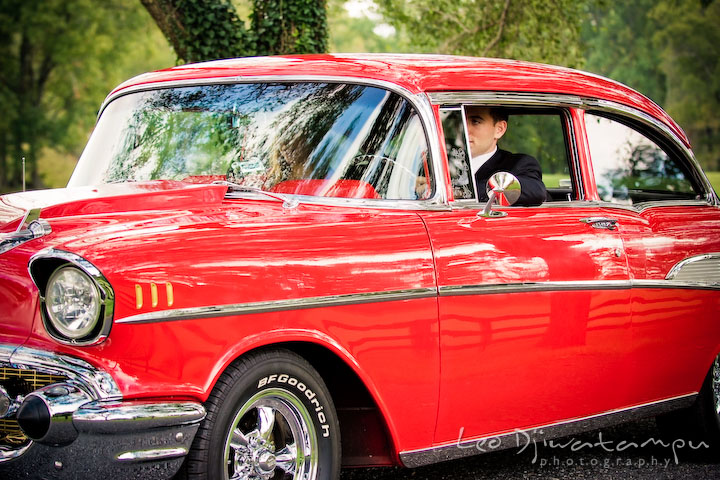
(580, 217, 619, 230)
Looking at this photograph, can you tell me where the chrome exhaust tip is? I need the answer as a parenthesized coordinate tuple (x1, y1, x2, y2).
(16, 383, 92, 446)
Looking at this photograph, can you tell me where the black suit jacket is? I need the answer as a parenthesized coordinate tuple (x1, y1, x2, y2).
(474, 149, 547, 206)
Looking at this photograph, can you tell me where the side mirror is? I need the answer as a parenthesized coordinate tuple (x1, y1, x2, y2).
(478, 172, 521, 218)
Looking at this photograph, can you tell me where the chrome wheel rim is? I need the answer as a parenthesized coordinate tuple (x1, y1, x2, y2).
(713, 355, 720, 416)
(224, 388, 318, 480)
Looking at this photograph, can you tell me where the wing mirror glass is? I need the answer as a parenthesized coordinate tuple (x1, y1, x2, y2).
(478, 172, 521, 218)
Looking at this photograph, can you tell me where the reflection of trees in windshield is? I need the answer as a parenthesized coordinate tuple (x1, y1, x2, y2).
(98, 82, 428, 199)
(265, 84, 367, 183)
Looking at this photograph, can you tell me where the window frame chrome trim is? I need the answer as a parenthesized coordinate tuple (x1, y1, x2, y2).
(95, 76, 450, 210)
(28, 248, 115, 346)
(437, 100, 585, 205)
(116, 287, 438, 325)
(399, 393, 697, 468)
(428, 91, 719, 207)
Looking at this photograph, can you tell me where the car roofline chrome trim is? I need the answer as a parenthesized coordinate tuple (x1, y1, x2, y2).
(427, 92, 677, 146)
(399, 393, 697, 468)
(428, 91, 718, 206)
(116, 272, 720, 325)
(97, 75, 449, 208)
(116, 287, 439, 325)
(0, 343, 121, 399)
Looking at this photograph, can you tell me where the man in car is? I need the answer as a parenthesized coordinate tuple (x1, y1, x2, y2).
(466, 106, 547, 206)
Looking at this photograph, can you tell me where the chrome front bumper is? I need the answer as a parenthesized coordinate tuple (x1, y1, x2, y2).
(0, 345, 205, 479)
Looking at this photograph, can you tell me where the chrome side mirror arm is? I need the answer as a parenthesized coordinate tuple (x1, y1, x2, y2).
(477, 172, 521, 218)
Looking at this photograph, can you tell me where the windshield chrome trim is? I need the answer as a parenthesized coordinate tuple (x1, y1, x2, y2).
(116, 287, 438, 325)
(97, 76, 449, 209)
(400, 393, 697, 468)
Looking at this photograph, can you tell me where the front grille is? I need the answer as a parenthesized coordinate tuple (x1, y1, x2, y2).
(0, 366, 68, 447)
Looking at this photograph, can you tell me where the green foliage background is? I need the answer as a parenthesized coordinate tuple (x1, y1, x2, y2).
(0, 0, 718, 193)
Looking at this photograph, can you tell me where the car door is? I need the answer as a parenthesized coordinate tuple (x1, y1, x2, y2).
(419, 102, 634, 447)
(583, 111, 720, 406)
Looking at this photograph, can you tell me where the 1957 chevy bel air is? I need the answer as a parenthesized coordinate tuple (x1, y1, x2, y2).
(0, 54, 718, 479)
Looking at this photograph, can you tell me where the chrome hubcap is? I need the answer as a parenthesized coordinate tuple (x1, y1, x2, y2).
(713, 355, 720, 416)
(224, 388, 317, 480)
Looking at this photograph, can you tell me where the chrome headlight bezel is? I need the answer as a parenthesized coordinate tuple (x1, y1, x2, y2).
(45, 266, 102, 340)
(29, 249, 115, 346)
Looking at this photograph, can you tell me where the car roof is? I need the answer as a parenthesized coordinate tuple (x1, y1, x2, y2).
(110, 53, 689, 146)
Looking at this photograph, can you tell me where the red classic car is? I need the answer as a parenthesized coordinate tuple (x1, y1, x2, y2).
(1, 54, 719, 480)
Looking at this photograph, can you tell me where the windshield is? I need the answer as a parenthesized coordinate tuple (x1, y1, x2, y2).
(70, 82, 432, 201)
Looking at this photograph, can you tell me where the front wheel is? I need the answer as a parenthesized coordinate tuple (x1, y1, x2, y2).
(184, 348, 341, 479)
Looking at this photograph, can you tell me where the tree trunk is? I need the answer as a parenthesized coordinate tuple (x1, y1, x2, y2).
(252, 0, 328, 55)
(139, 0, 189, 61)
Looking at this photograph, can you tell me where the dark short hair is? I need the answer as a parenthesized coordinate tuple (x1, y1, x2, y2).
(488, 107, 508, 124)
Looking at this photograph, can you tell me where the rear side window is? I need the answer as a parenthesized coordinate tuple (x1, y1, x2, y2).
(585, 113, 700, 204)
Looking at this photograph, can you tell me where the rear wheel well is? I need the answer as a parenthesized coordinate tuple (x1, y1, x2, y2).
(238, 342, 396, 467)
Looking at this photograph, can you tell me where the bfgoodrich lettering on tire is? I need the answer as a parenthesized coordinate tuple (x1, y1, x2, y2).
(183, 348, 341, 479)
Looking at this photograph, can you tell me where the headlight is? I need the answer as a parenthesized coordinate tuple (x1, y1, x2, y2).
(45, 266, 102, 340)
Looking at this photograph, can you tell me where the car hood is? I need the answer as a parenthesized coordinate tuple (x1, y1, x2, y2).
(0, 181, 229, 233)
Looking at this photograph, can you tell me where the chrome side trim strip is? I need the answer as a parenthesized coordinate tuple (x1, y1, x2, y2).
(400, 393, 697, 468)
(0, 344, 121, 399)
(116, 287, 438, 325)
(439, 281, 630, 297)
(117, 273, 720, 326)
(439, 279, 720, 297)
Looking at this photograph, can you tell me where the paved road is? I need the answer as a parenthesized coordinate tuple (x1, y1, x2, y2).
(341, 418, 720, 480)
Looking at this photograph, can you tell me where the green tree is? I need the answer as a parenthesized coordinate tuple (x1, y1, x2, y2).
(141, 0, 328, 63)
(375, 0, 587, 66)
(583, 1, 667, 108)
(327, 0, 405, 53)
(651, 0, 720, 171)
(0, 0, 171, 191)
(583, 0, 720, 171)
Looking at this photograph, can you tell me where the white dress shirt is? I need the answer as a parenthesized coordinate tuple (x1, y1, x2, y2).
(470, 146, 497, 176)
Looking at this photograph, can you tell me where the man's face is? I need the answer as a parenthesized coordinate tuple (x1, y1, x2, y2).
(465, 107, 507, 158)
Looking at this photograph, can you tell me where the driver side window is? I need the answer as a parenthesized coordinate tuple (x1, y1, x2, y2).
(440, 106, 574, 202)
